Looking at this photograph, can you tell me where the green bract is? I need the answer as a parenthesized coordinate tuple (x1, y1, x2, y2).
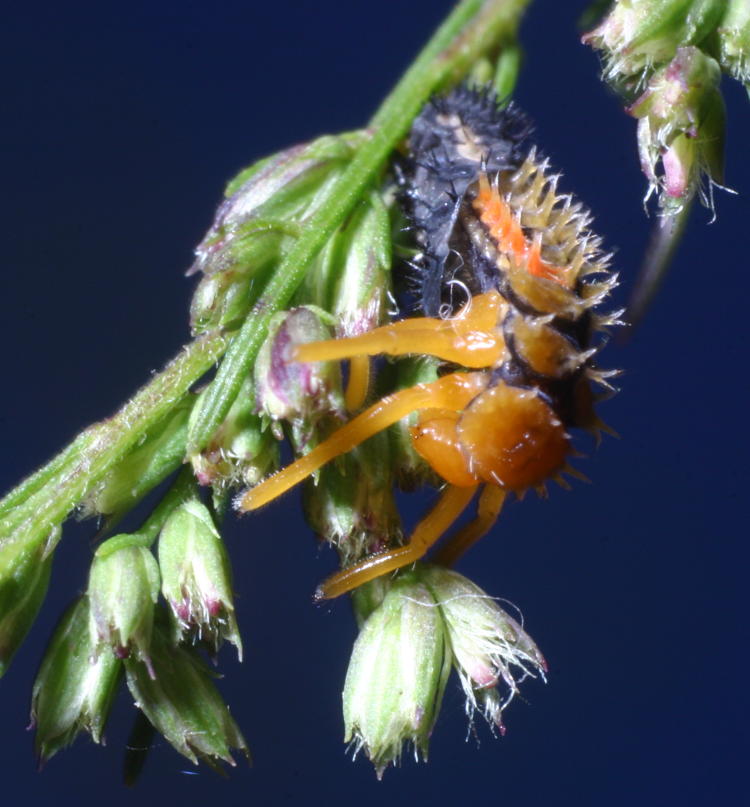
(0, 541, 52, 677)
(30, 597, 121, 764)
(125, 617, 249, 768)
(717, 0, 750, 86)
(342, 573, 451, 778)
(302, 433, 402, 565)
(584, 0, 726, 92)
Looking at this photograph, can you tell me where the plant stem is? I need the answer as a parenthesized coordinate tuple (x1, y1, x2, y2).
(0, 0, 530, 564)
(0, 333, 226, 564)
(186, 0, 530, 456)
(94, 467, 197, 559)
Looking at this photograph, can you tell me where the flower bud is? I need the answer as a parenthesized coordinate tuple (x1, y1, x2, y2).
(87, 542, 160, 674)
(158, 498, 241, 658)
(189, 374, 278, 491)
(717, 1, 750, 85)
(302, 434, 402, 565)
(342, 572, 451, 778)
(124, 615, 249, 768)
(254, 306, 344, 442)
(584, 0, 725, 91)
(299, 190, 392, 339)
(0, 541, 53, 677)
(628, 46, 725, 210)
(87, 397, 192, 518)
(423, 566, 546, 732)
(190, 228, 283, 334)
(189, 132, 365, 334)
(30, 597, 121, 765)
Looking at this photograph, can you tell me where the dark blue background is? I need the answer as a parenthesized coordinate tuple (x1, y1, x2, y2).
(2, 1, 748, 805)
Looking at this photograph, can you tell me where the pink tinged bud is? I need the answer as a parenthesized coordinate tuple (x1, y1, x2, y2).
(422, 567, 546, 729)
(188, 376, 279, 491)
(301, 433, 403, 565)
(627, 46, 725, 210)
(87, 541, 160, 676)
(187, 132, 365, 334)
(157, 498, 241, 659)
(254, 307, 344, 429)
(584, 0, 726, 86)
(663, 137, 693, 197)
(326, 191, 392, 338)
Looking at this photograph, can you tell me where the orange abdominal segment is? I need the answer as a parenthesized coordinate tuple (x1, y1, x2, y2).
(473, 174, 568, 287)
(457, 381, 570, 492)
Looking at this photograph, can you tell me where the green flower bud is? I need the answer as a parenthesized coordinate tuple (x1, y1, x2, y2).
(342, 572, 451, 778)
(302, 433, 402, 565)
(628, 46, 725, 209)
(124, 616, 249, 768)
(87, 397, 192, 518)
(158, 498, 241, 658)
(584, 0, 725, 93)
(189, 374, 278, 492)
(297, 190, 392, 339)
(350, 577, 392, 628)
(88, 542, 160, 674)
(717, 0, 750, 85)
(189, 132, 365, 334)
(189, 226, 284, 334)
(423, 566, 547, 732)
(254, 306, 344, 443)
(0, 540, 53, 677)
(30, 597, 121, 765)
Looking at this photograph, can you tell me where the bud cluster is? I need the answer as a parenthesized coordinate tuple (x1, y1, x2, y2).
(30, 492, 246, 771)
(189, 132, 366, 335)
(585, 0, 749, 212)
(344, 566, 546, 777)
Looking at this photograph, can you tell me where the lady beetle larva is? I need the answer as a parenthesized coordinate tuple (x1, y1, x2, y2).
(239, 84, 619, 599)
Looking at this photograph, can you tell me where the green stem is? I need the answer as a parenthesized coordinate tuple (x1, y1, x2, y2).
(0, 333, 226, 564)
(0, 430, 94, 517)
(186, 0, 530, 455)
(94, 467, 196, 559)
(0, 0, 530, 565)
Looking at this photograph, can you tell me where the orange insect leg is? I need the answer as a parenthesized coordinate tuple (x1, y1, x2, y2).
(314, 484, 478, 600)
(433, 484, 507, 568)
(344, 355, 370, 412)
(239, 372, 486, 511)
(294, 291, 506, 369)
